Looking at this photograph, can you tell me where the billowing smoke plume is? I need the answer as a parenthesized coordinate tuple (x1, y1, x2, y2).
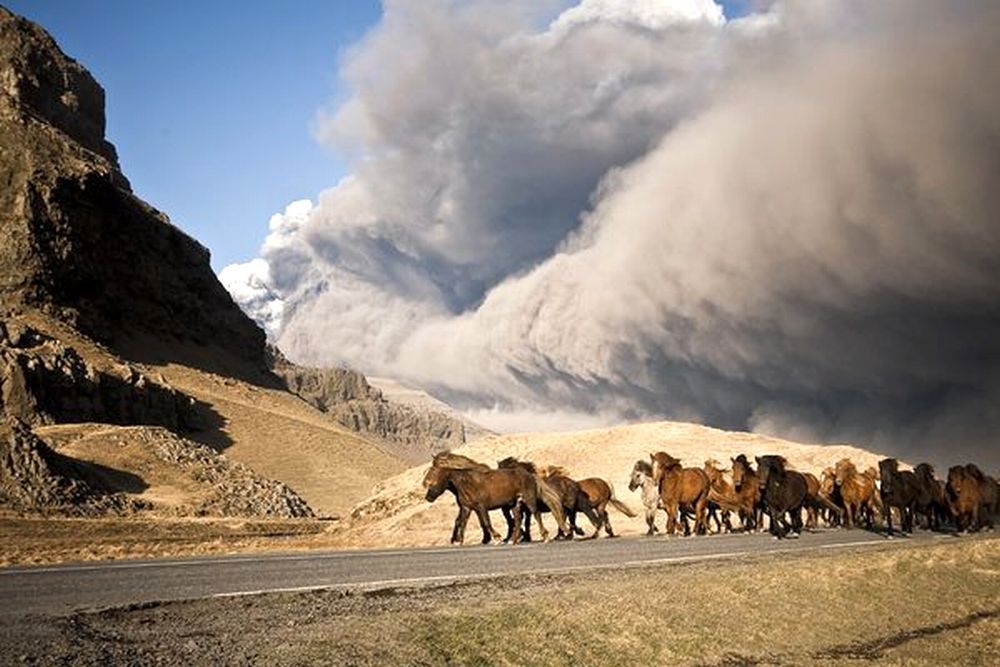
(222, 0, 1000, 468)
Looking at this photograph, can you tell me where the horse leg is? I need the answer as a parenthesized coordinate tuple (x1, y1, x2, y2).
(791, 507, 803, 536)
(769, 507, 784, 539)
(603, 507, 615, 537)
(645, 507, 657, 535)
(452, 506, 471, 544)
(474, 506, 500, 544)
(884, 502, 894, 538)
(666, 503, 678, 535)
(501, 506, 515, 543)
(694, 496, 709, 537)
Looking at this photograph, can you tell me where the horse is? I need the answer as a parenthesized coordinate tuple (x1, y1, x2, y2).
(730, 455, 764, 531)
(422, 452, 567, 544)
(629, 460, 662, 535)
(800, 471, 842, 530)
(834, 459, 881, 530)
(948, 464, 997, 532)
(820, 467, 845, 527)
(878, 458, 921, 537)
(702, 460, 739, 533)
(756, 455, 806, 539)
(496, 457, 581, 540)
(574, 476, 636, 538)
(913, 463, 948, 530)
(650, 452, 710, 536)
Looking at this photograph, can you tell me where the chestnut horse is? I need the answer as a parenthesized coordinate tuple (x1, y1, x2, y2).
(422, 453, 567, 544)
(650, 452, 710, 536)
(730, 455, 764, 531)
(834, 459, 881, 530)
(576, 476, 637, 538)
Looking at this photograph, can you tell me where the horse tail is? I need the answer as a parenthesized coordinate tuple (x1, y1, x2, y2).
(536, 477, 569, 534)
(607, 482, 638, 517)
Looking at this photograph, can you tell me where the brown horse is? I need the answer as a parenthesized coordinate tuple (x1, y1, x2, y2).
(577, 476, 637, 538)
(834, 459, 881, 530)
(651, 452, 710, 536)
(422, 453, 567, 544)
(948, 464, 997, 532)
(802, 471, 843, 530)
(702, 460, 738, 533)
(730, 455, 764, 531)
(498, 459, 598, 540)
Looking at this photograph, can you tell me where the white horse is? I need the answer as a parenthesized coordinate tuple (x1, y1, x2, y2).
(628, 460, 663, 535)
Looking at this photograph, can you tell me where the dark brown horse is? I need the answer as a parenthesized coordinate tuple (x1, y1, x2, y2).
(650, 452, 710, 536)
(948, 464, 997, 532)
(498, 458, 596, 540)
(422, 453, 567, 544)
(878, 458, 920, 537)
(913, 463, 948, 530)
(756, 455, 806, 539)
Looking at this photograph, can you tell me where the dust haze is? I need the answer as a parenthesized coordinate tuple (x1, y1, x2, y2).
(223, 0, 1000, 468)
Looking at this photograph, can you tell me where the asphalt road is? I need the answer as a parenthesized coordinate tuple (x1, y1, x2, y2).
(0, 529, 950, 619)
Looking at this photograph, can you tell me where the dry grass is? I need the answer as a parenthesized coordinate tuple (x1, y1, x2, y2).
(340, 420, 890, 548)
(0, 515, 337, 566)
(146, 362, 407, 517)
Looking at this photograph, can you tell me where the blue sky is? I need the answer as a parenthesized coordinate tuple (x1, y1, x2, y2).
(6, 1, 750, 271)
(6, 0, 382, 270)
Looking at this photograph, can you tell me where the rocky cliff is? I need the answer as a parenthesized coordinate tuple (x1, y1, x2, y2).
(268, 348, 468, 463)
(0, 6, 266, 375)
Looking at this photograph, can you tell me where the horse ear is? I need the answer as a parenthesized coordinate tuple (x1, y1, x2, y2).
(755, 456, 761, 464)
(649, 452, 656, 462)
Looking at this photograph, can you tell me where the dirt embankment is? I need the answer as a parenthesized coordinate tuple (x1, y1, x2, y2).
(2, 537, 997, 666)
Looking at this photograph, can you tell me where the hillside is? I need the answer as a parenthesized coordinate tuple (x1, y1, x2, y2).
(0, 6, 422, 521)
(339, 420, 891, 548)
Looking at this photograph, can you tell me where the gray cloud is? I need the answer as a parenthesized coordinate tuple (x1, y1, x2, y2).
(224, 0, 1000, 469)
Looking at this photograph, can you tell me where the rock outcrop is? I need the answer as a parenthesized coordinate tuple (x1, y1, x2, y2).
(0, 6, 266, 375)
(0, 416, 141, 515)
(0, 319, 202, 430)
(269, 349, 466, 463)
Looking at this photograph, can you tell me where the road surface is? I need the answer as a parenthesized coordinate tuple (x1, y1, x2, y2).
(0, 529, 950, 618)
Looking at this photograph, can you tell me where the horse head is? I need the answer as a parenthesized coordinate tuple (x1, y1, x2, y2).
(629, 460, 653, 491)
(731, 455, 753, 492)
(878, 458, 900, 493)
(756, 455, 786, 491)
(422, 463, 451, 502)
(650, 452, 680, 482)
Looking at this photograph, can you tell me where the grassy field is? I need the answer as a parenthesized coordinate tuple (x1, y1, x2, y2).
(4, 536, 998, 665)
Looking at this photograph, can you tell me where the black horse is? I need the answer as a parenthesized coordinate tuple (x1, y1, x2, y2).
(756, 455, 806, 539)
(878, 458, 921, 537)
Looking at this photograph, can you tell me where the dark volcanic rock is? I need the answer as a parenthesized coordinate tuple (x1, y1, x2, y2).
(0, 6, 266, 373)
(0, 320, 201, 430)
(0, 416, 141, 515)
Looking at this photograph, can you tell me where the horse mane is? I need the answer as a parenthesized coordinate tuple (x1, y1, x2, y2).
(539, 464, 569, 478)
(964, 463, 986, 482)
(432, 452, 491, 471)
(651, 452, 681, 470)
(634, 460, 653, 475)
(497, 456, 537, 474)
(914, 463, 935, 478)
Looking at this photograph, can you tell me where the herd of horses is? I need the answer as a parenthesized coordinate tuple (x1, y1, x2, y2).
(421, 451, 1000, 544)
